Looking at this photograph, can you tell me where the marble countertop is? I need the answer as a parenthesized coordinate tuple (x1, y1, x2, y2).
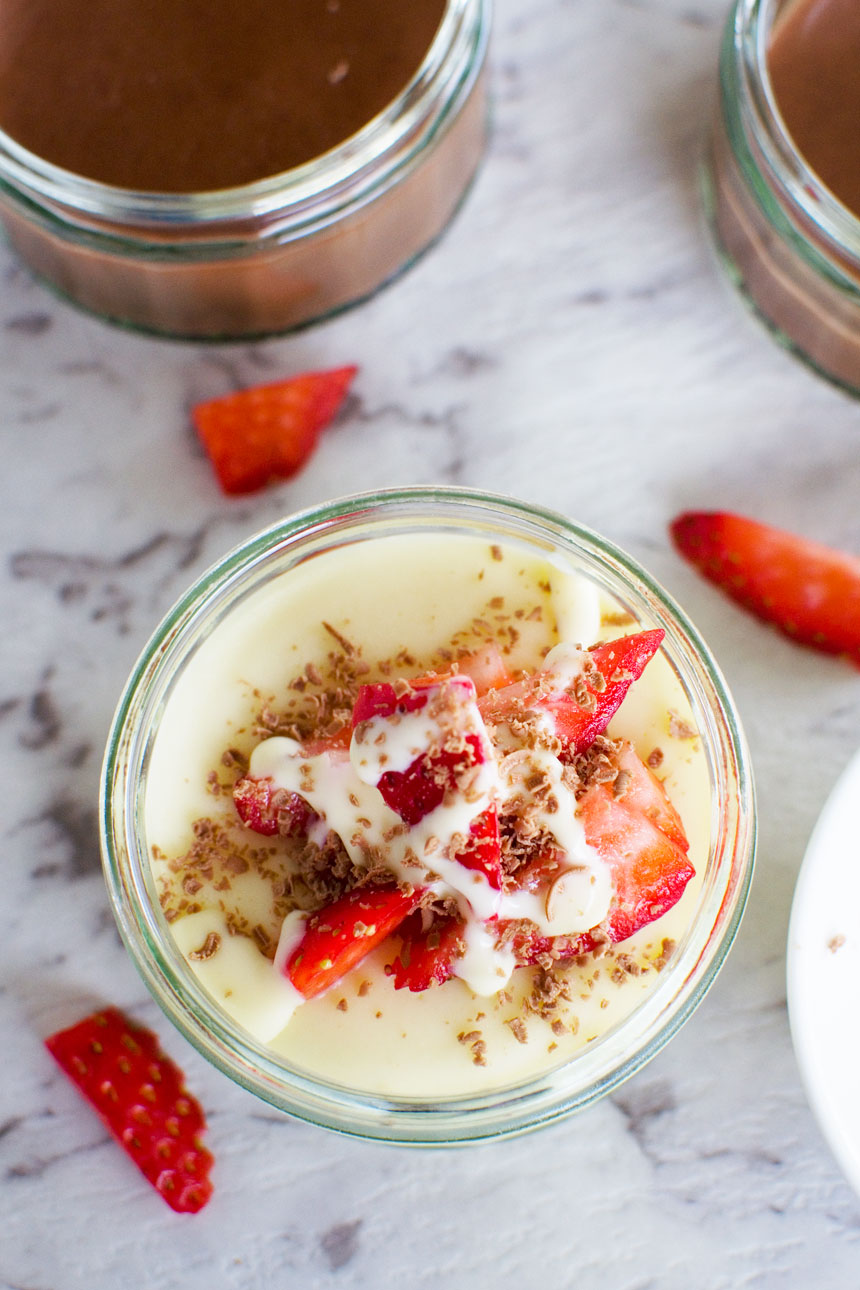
(4, 1, 860, 1286)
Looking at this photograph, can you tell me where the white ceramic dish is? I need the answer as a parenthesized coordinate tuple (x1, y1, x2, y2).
(787, 746, 860, 1194)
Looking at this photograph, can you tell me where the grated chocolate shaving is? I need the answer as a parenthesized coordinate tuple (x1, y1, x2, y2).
(188, 931, 221, 961)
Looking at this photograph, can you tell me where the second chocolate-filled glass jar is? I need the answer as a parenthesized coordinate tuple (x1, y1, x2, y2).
(0, 0, 489, 340)
(704, 0, 860, 394)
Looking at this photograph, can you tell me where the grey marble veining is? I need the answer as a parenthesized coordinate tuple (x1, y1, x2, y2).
(4, 1, 860, 1286)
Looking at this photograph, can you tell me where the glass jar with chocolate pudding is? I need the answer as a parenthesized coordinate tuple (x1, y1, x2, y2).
(705, 0, 860, 393)
(0, 0, 489, 339)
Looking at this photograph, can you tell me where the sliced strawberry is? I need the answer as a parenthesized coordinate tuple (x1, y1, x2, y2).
(45, 1007, 213, 1214)
(352, 675, 489, 828)
(577, 782, 695, 944)
(352, 649, 510, 718)
(233, 775, 314, 837)
(376, 734, 486, 827)
(478, 630, 665, 754)
(452, 804, 502, 889)
(193, 365, 357, 496)
(233, 733, 349, 835)
(389, 910, 466, 992)
(286, 885, 420, 999)
(351, 680, 432, 726)
(302, 728, 352, 756)
(612, 741, 689, 852)
(507, 844, 565, 894)
(454, 644, 513, 695)
(671, 510, 860, 667)
(503, 786, 694, 964)
(351, 673, 475, 726)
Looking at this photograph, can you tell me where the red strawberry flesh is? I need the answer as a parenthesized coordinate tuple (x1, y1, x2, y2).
(389, 911, 466, 992)
(376, 733, 487, 827)
(193, 365, 357, 496)
(452, 804, 502, 889)
(351, 674, 475, 726)
(286, 885, 420, 999)
(233, 774, 315, 837)
(577, 782, 695, 944)
(502, 781, 694, 965)
(671, 509, 860, 667)
(612, 740, 689, 853)
(45, 1007, 213, 1213)
(478, 629, 665, 754)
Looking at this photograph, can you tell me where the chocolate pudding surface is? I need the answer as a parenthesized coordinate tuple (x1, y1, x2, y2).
(0, 0, 446, 192)
(769, 0, 860, 218)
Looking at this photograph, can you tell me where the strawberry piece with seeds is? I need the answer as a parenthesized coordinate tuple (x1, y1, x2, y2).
(576, 782, 695, 946)
(611, 740, 689, 853)
(478, 630, 665, 754)
(670, 510, 860, 667)
(388, 910, 466, 992)
(45, 1007, 213, 1213)
(286, 885, 420, 999)
(193, 365, 357, 495)
(352, 675, 491, 828)
(233, 733, 349, 835)
(452, 804, 502, 890)
(453, 643, 513, 696)
(504, 786, 694, 964)
(233, 775, 315, 838)
(351, 673, 476, 727)
(353, 648, 511, 716)
(351, 680, 433, 725)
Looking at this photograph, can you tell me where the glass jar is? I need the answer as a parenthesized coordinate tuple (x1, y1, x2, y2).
(0, 0, 489, 340)
(704, 0, 860, 393)
(101, 487, 755, 1144)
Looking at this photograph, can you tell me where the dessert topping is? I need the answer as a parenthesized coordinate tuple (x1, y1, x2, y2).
(232, 629, 693, 1009)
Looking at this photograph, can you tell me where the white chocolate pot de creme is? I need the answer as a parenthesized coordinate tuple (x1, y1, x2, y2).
(146, 533, 709, 1099)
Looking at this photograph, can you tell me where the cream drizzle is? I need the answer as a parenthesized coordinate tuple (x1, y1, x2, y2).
(248, 660, 611, 1005)
(547, 566, 602, 648)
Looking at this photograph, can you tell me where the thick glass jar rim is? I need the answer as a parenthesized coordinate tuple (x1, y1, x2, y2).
(100, 486, 756, 1145)
(729, 0, 860, 266)
(0, 0, 488, 238)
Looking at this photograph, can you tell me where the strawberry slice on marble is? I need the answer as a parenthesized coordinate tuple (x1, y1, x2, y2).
(45, 1007, 213, 1214)
(285, 885, 421, 999)
(671, 509, 860, 667)
(477, 630, 665, 754)
(193, 365, 357, 496)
